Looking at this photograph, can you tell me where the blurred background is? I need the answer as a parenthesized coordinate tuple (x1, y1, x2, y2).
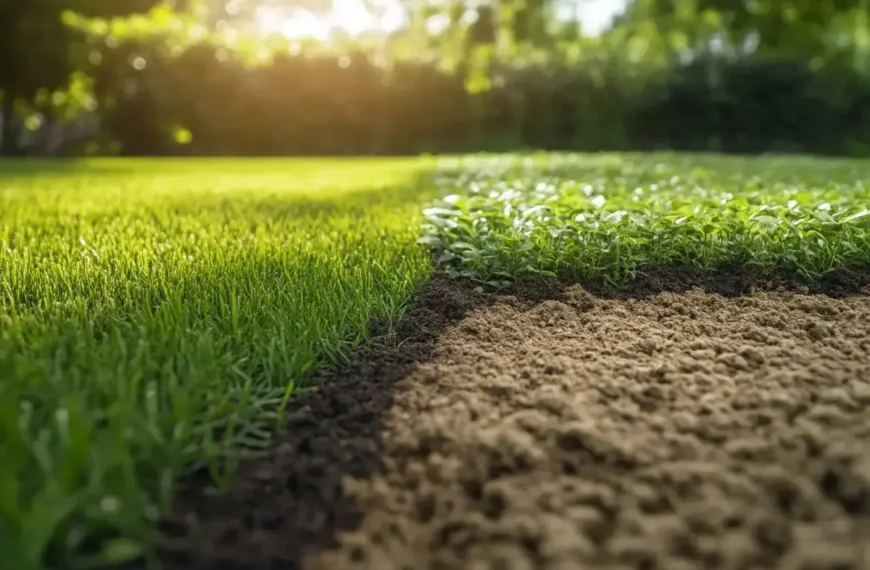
(2, 0, 870, 157)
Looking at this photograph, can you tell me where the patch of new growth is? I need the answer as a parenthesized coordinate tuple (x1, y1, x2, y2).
(421, 154, 870, 288)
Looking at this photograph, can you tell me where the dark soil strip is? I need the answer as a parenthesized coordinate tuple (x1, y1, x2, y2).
(567, 266, 870, 299)
(155, 277, 493, 570)
(157, 272, 870, 570)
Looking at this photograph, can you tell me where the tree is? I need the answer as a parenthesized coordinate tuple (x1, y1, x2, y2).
(623, 0, 867, 60)
(0, 0, 188, 154)
(0, 1, 70, 154)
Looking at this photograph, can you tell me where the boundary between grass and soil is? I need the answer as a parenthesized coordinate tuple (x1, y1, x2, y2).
(137, 266, 870, 570)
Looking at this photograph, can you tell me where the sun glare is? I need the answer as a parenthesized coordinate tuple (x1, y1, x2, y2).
(252, 0, 629, 41)
(253, 0, 404, 41)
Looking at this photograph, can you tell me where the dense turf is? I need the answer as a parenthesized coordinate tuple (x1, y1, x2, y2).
(422, 153, 870, 287)
(0, 159, 434, 569)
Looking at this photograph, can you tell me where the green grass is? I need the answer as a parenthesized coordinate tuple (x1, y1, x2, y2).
(0, 158, 435, 569)
(422, 153, 870, 287)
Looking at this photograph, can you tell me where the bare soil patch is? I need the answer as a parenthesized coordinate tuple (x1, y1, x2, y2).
(157, 274, 870, 570)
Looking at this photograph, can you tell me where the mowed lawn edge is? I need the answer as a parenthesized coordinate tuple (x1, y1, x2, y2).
(0, 158, 436, 569)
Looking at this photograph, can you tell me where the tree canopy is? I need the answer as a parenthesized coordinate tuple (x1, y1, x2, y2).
(3, 0, 870, 156)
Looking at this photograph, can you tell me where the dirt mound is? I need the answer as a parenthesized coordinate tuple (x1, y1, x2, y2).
(158, 277, 870, 570)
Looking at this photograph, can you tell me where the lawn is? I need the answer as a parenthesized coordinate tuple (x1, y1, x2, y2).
(0, 158, 436, 569)
(2, 153, 870, 569)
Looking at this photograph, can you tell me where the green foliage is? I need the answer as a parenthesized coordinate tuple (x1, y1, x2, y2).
(7, 0, 870, 155)
(0, 0, 75, 98)
(421, 153, 870, 287)
(0, 0, 189, 154)
(0, 158, 434, 569)
(54, 45, 870, 157)
(628, 0, 868, 61)
(37, 0, 870, 157)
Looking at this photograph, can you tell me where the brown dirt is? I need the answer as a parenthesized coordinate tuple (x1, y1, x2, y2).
(157, 274, 870, 570)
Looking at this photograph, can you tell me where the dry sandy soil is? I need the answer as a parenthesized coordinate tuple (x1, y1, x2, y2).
(157, 271, 870, 570)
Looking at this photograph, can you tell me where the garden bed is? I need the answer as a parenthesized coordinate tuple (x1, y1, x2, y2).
(157, 272, 870, 570)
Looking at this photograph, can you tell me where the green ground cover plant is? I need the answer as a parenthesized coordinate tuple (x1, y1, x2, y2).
(0, 158, 434, 569)
(422, 153, 870, 287)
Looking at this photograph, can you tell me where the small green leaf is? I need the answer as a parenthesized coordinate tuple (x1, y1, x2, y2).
(753, 215, 781, 226)
(843, 209, 869, 223)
